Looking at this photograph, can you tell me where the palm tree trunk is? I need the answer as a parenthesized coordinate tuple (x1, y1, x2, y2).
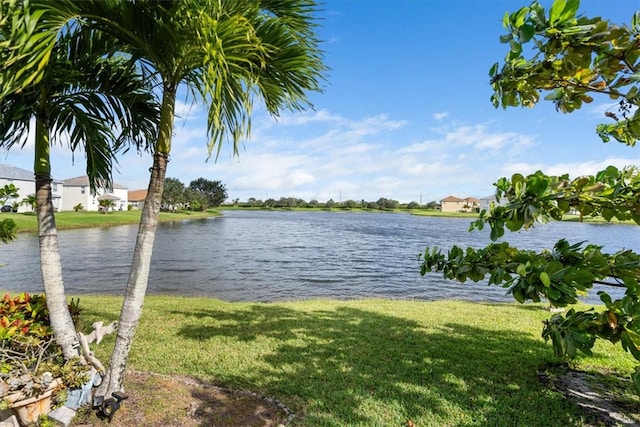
(98, 87, 175, 397)
(35, 117, 79, 359)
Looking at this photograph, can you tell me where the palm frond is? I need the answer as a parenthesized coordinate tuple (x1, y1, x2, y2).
(1, 3, 161, 192)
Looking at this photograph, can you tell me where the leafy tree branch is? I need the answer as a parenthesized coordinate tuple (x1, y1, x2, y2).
(422, 0, 640, 394)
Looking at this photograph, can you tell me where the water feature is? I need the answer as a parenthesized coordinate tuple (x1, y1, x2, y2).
(2, 210, 638, 303)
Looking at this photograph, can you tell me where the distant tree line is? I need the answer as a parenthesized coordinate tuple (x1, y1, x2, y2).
(162, 177, 227, 211)
(236, 196, 440, 210)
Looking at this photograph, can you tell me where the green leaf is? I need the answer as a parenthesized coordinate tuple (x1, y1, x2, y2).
(625, 327, 640, 349)
(602, 208, 615, 221)
(633, 11, 640, 33)
(558, 0, 579, 24)
(622, 330, 640, 360)
(512, 286, 526, 303)
(489, 224, 505, 241)
(489, 62, 499, 77)
(549, 0, 567, 25)
(499, 34, 513, 44)
(546, 287, 561, 301)
(502, 10, 510, 29)
(528, 175, 549, 195)
(514, 7, 530, 28)
(598, 291, 613, 307)
(540, 271, 551, 287)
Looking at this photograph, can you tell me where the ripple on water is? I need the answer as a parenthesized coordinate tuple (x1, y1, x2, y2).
(2, 210, 636, 304)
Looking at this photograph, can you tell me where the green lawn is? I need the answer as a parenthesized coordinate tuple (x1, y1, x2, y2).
(76, 296, 638, 426)
(1, 209, 220, 233)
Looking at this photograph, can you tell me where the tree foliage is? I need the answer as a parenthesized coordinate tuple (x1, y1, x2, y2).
(1, 1, 160, 362)
(2, 0, 325, 402)
(162, 177, 186, 208)
(188, 177, 227, 209)
(420, 0, 640, 394)
(489, 0, 640, 145)
(0, 184, 17, 244)
(0, 183, 18, 205)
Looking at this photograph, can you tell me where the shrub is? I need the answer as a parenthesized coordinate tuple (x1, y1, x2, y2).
(0, 293, 89, 399)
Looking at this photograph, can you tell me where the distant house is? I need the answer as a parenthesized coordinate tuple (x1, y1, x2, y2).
(440, 195, 480, 213)
(440, 196, 464, 213)
(463, 197, 480, 213)
(0, 164, 64, 212)
(127, 189, 147, 210)
(62, 176, 128, 211)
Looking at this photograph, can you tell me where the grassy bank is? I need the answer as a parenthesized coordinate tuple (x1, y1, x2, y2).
(77, 296, 637, 426)
(1, 209, 220, 233)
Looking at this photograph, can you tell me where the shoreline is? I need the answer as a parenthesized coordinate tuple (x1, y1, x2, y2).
(1, 206, 632, 234)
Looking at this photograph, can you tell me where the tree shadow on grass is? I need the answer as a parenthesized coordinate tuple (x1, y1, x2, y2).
(175, 304, 584, 427)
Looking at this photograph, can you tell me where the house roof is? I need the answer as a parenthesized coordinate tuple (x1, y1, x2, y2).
(464, 197, 480, 203)
(0, 164, 32, 181)
(441, 195, 464, 202)
(128, 189, 147, 201)
(0, 164, 61, 183)
(62, 176, 127, 189)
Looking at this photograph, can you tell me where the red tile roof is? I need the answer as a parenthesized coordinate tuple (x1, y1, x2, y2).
(441, 195, 464, 202)
(128, 189, 147, 202)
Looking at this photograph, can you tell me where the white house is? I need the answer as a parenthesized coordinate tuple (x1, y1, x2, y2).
(0, 164, 64, 212)
(61, 176, 128, 211)
(479, 195, 508, 213)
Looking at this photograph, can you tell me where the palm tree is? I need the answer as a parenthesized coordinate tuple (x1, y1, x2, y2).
(0, 11, 159, 359)
(4, 0, 325, 399)
(21, 194, 36, 212)
(98, 198, 116, 213)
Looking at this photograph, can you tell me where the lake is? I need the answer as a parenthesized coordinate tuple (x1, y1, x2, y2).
(2, 210, 638, 304)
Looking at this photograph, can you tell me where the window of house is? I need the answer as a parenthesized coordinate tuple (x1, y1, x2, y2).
(52, 183, 58, 192)
(80, 186, 85, 194)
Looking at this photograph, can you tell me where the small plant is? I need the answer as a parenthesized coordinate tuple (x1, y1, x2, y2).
(0, 219, 16, 245)
(73, 203, 83, 212)
(98, 199, 115, 213)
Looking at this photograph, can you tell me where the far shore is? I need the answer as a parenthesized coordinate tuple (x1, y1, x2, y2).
(1, 205, 631, 234)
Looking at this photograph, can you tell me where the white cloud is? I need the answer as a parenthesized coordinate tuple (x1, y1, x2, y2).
(501, 157, 640, 179)
(433, 111, 449, 121)
(174, 99, 201, 121)
(4, 107, 624, 205)
(179, 114, 551, 203)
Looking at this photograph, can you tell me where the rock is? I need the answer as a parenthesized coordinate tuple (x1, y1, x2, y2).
(0, 408, 19, 427)
(48, 406, 77, 427)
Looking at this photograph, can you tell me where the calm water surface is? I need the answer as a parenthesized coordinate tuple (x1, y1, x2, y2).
(2, 210, 638, 303)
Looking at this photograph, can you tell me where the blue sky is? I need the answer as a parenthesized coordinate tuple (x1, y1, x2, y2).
(2, 0, 640, 203)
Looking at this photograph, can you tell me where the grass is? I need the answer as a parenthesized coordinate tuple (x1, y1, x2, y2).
(1, 209, 220, 232)
(75, 296, 638, 427)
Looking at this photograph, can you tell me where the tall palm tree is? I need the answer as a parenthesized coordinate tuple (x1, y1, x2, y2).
(0, 10, 159, 359)
(4, 0, 325, 400)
